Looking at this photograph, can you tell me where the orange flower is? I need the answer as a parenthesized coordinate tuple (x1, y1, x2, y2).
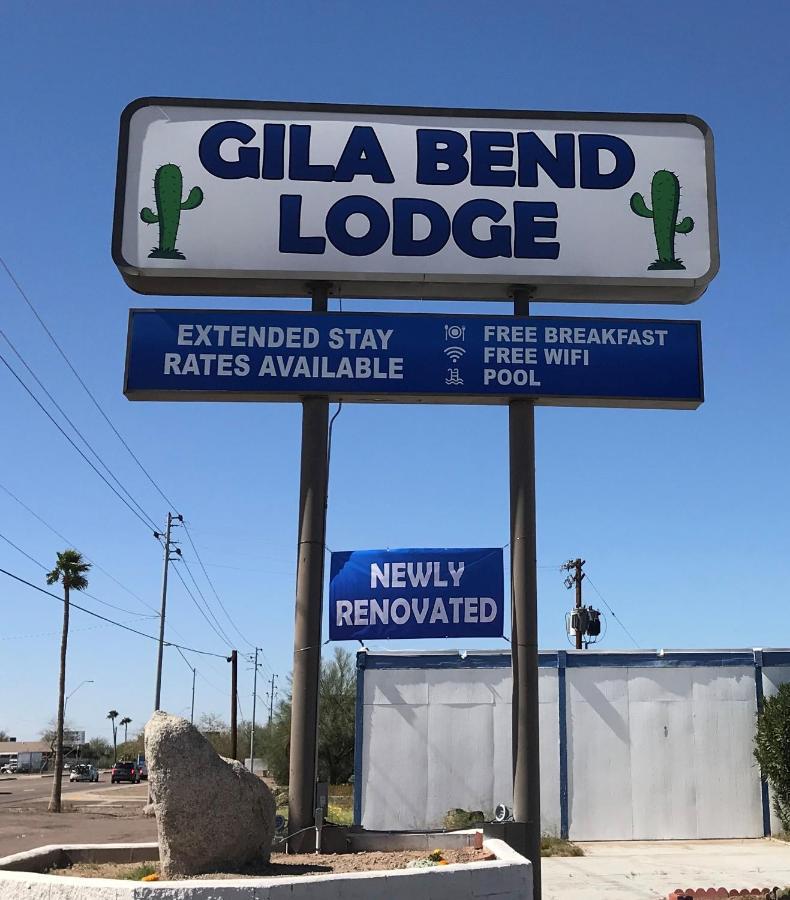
(141, 873, 160, 882)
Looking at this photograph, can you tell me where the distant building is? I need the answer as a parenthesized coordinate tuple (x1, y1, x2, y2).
(0, 735, 89, 772)
(0, 740, 52, 772)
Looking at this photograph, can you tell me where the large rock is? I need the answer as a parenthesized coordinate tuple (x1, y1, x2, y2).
(145, 711, 275, 877)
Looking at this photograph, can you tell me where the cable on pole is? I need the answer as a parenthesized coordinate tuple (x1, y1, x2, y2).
(178, 546, 236, 647)
(0, 255, 180, 513)
(168, 557, 233, 650)
(0, 481, 161, 614)
(181, 519, 254, 651)
(0, 566, 229, 658)
(585, 574, 641, 649)
(0, 329, 159, 529)
(0, 530, 156, 618)
(0, 350, 158, 533)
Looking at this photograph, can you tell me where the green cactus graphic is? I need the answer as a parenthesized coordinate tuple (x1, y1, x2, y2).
(629, 170, 694, 270)
(140, 164, 203, 259)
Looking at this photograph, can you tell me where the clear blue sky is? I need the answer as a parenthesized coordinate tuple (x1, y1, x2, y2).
(1, 0, 787, 744)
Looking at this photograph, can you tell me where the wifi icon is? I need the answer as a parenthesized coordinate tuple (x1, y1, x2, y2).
(444, 346, 466, 363)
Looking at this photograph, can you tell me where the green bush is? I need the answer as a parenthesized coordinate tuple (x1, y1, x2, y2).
(754, 683, 790, 832)
(443, 808, 484, 830)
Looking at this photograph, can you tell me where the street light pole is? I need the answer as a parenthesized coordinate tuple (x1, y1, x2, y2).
(63, 679, 93, 764)
(64, 679, 94, 715)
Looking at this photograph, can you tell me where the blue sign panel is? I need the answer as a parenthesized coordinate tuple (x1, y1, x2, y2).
(329, 548, 504, 641)
(124, 309, 703, 409)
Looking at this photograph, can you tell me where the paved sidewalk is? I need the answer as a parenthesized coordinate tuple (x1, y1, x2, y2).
(543, 839, 790, 899)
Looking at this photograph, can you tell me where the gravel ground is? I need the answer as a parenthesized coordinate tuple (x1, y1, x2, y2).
(51, 848, 496, 879)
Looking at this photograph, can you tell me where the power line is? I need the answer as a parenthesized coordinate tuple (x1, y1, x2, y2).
(0, 529, 157, 619)
(0, 566, 228, 658)
(0, 259, 264, 673)
(0, 481, 161, 615)
(196, 669, 227, 695)
(179, 553, 235, 647)
(0, 328, 158, 529)
(174, 645, 195, 674)
(0, 255, 179, 513)
(168, 558, 233, 650)
(0, 349, 158, 533)
(0, 620, 135, 641)
(182, 520, 254, 650)
(585, 575, 641, 649)
(0, 531, 45, 571)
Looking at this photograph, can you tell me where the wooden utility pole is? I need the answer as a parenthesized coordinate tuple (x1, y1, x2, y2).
(574, 559, 585, 650)
(154, 513, 182, 710)
(268, 673, 278, 724)
(230, 650, 238, 759)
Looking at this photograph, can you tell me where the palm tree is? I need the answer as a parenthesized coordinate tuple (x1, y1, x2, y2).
(107, 710, 119, 762)
(119, 716, 132, 744)
(46, 549, 90, 813)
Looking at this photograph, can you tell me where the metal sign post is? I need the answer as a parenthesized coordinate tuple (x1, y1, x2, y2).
(288, 283, 330, 853)
(508, 292, 541, 890)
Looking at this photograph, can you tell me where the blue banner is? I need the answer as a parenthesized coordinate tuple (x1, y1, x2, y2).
(124, 309, 702, 409)
(329, 548, 504, 641)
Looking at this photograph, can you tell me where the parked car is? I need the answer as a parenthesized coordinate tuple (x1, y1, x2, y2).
(136, 759, 148, 780)
(69, 763, 99, 783)
(0, 763, 17, 774)
(110, 761, 140, 784)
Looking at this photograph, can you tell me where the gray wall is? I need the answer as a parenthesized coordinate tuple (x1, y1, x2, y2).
(356, 649, 788, 840)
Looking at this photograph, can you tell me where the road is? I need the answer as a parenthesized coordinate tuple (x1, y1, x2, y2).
(0, 775, 155, 858)
(0, 775, 110, 808)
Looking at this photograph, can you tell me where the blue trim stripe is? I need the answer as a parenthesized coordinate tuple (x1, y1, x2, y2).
(360, 652, 557, 671)
(754, 650, 771, 837)
(353, 652, 366, 827)
(762, 650, 790, 667)
(360, 649, 759, 671)
(564, 651, 755, 668)
(557, 650, 569, 840)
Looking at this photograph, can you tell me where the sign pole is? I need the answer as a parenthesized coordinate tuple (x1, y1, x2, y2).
(509, 291, 542, 896)
(288, 282, 330, 853)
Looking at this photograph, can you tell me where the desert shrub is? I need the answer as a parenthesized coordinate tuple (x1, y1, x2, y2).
(540, 834, 584, 857)
(754, 684, 790, 832)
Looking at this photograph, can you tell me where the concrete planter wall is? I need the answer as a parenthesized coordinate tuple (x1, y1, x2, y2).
(0, 838, 531, 900)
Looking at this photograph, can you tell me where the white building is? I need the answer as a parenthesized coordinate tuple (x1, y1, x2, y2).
(355, 649, 789, 840)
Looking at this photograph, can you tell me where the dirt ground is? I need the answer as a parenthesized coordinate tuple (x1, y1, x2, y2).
(0, 805, 157, 857)
(51, 848, 495, 879)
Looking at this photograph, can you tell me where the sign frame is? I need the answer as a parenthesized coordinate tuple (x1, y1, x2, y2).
(112, 96, 719, 304)
(123, 307, 704, 410)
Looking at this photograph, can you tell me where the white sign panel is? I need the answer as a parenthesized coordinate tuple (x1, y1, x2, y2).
(113, 98, 718, 303)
